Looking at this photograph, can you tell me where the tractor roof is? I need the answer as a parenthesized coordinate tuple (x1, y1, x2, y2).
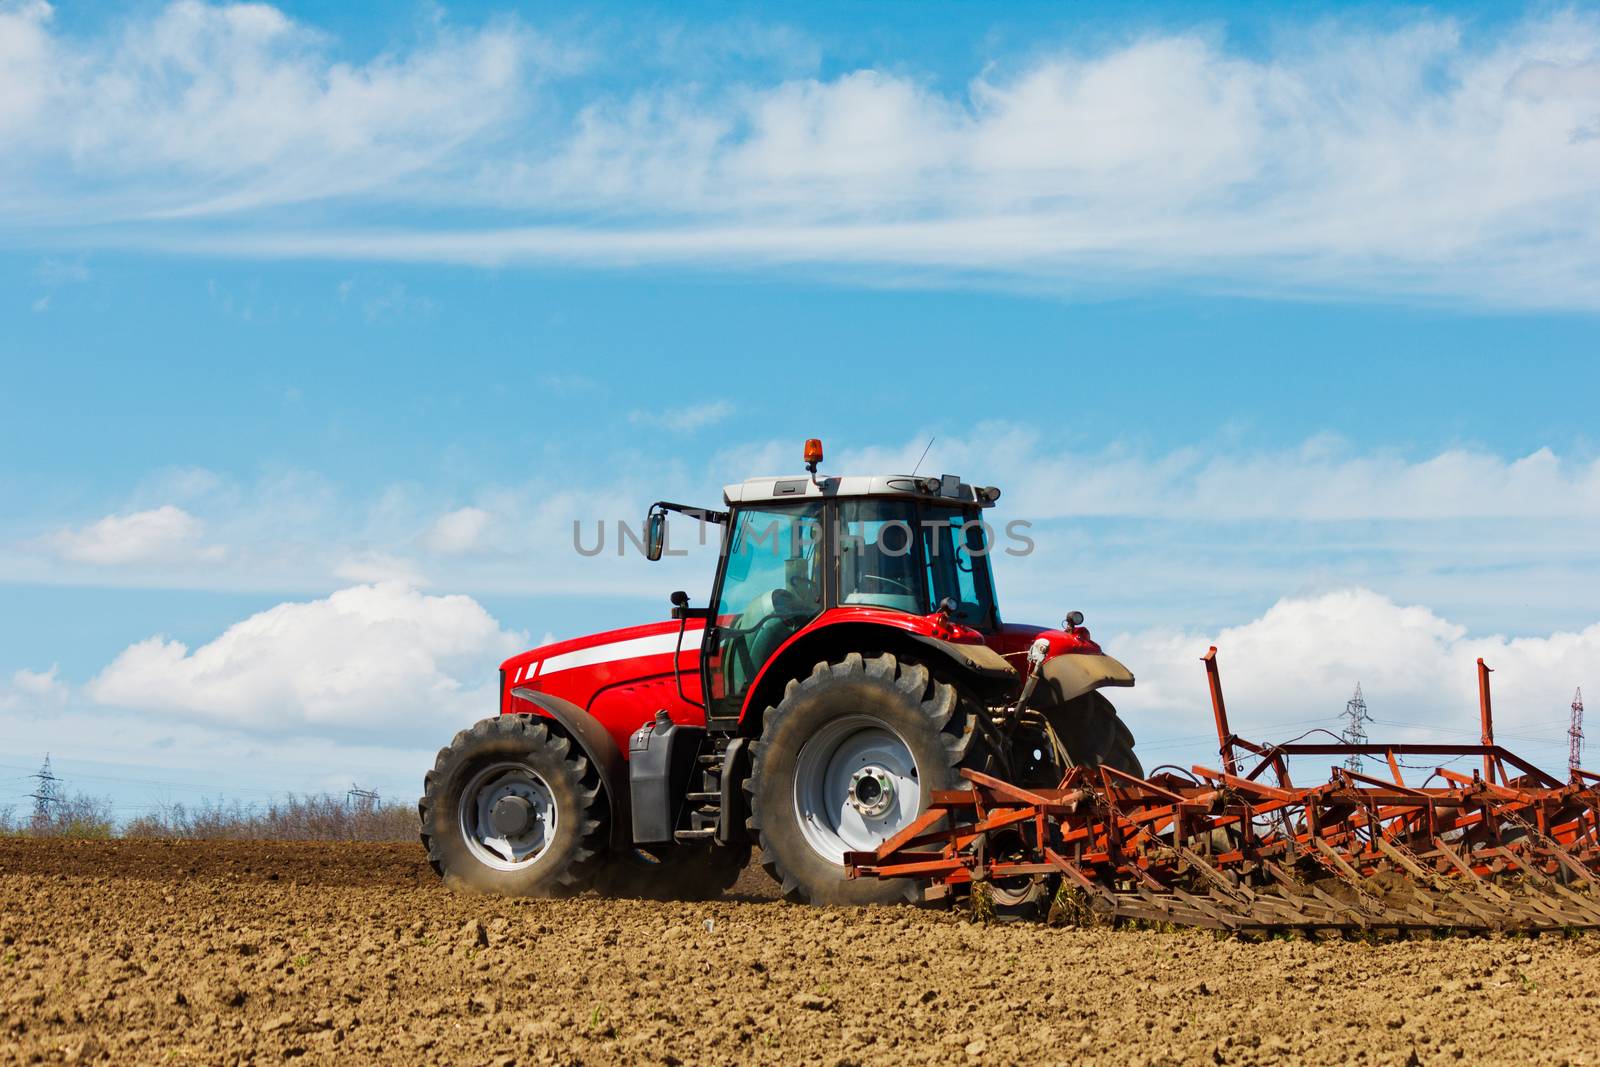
(723, 474, 998, 508)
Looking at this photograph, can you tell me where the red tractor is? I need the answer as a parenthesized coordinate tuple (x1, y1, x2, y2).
(419, 441, 1141, 907)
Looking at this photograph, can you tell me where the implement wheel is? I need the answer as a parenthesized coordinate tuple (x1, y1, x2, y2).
(748, 652, 982, 906)
(419, 714, 608, 896)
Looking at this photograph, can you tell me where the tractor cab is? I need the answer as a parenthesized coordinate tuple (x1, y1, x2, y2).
(648, 441, 1004, 728)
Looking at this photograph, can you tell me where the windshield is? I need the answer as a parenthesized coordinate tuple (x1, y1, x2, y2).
(836, 499, 998, 629)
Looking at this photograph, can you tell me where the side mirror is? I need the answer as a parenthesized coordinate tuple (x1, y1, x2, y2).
(645, 506, 666, 562)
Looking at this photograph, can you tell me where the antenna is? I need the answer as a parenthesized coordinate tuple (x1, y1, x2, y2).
(909, 436, 935, 478)
(29, 754, 60, 824)
(1571, 687, 1585, 775)
(1341, 683, 1370, 772)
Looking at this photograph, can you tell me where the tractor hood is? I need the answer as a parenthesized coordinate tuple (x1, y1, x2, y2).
(501, 618, 701, 690)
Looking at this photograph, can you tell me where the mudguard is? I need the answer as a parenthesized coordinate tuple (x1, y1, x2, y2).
(903, 632, 1017, 685)
(510, 686, 632, 849)
(1036, 653, 1135, 705)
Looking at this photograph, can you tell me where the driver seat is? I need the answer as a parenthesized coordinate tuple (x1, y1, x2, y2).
(721, 588, 803, 701)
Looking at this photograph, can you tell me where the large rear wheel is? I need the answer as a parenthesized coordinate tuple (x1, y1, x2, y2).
(748, 652, 981, 906)
(419, 714, 609, 896)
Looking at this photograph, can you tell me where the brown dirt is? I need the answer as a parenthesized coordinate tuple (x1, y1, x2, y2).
(3, 839, 1599, 1066)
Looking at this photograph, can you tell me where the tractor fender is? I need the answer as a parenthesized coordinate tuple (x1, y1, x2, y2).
(738, 620, 1019, 734)
(1036, 653, 1135, 706)
(902, 632, 1017, 685)
(510, 686, 631, 850)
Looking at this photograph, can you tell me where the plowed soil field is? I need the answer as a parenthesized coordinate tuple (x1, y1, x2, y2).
(3, 839, 1599, 1065)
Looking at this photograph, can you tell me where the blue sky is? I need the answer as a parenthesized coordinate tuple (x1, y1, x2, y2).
(3, 0, 1599, 815)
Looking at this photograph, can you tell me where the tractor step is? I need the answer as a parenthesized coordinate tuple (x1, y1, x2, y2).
(685, 791, 720, 803)
(673, 828, 717, 842)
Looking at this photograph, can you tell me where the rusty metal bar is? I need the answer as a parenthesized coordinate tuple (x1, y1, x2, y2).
(1202, 646, 1239, 777)
(1478, 657, 1496, 784)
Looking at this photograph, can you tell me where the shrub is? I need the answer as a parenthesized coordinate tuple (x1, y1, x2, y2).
(119, 793, 416, 841)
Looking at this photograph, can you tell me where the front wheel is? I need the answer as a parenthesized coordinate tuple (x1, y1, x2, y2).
(748, 652, 981, 906)
(419, 714, 609, 896)
(1045, 691, 1142, 777)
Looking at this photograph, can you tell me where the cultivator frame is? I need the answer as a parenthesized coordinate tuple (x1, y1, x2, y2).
(846, 649, 1600, 933)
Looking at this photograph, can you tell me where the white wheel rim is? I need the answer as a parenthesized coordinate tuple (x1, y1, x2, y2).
(793, 714, 922, 863)
(459, 761, 558, 871)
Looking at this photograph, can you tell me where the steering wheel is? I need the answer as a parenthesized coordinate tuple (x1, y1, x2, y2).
(859, 574, 915, 595)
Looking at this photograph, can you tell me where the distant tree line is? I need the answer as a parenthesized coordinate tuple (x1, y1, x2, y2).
(3, 757, 415, 840)
(1, 793, 417, 841)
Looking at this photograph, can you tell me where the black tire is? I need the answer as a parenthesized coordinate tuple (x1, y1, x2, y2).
(1045, 691, 1142, 776)
(748, 652, 981, 906)
(419, 714, 609, 896)
(594, 842, 752, 901)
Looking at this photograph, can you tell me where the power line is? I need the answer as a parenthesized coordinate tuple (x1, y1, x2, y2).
(1340, 683, 1370, 772)
(347, 784, 381, 808)
(28, 754, 59, 822)
(1571, 687, 1585, 775)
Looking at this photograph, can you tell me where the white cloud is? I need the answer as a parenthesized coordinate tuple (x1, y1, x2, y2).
(422, 506, 493, 556)
(63, 582, 1592, 785)
(4, 7, 1600, 306)
(0, 664, 69, 712)
(828, 428, 1600, 522)
(628, 400, 734, 433)
(4, 0, 539, 220)
(88, 582, 525, 736)
(1113, 588, 1593, 775)
(42, 505, 224, 566)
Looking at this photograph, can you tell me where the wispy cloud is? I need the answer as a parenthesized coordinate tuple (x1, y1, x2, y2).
(5, 5, 1600, 307)
(422, 507, 494, 556)
(629, 400, 735, 433)
(2, 0, 541, 221)
(0, 664, 69, 713)
(41, 505, 224, 566)
(10, 430, 1600, 641)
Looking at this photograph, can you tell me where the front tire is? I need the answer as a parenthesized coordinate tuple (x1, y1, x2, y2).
(748, 652, 981, 906)
(419, 714, 609, 896)
(1046, 691, 1142, 776)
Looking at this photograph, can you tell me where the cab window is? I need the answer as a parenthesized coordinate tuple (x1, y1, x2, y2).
(837, 499, 922, 614)
(706, 504, 824, 719)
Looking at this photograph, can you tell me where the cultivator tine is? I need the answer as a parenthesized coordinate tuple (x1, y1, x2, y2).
(847, 648, 1600, 934)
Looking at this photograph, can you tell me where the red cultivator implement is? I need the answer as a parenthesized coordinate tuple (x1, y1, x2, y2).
(847, 650, 1600, 933)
